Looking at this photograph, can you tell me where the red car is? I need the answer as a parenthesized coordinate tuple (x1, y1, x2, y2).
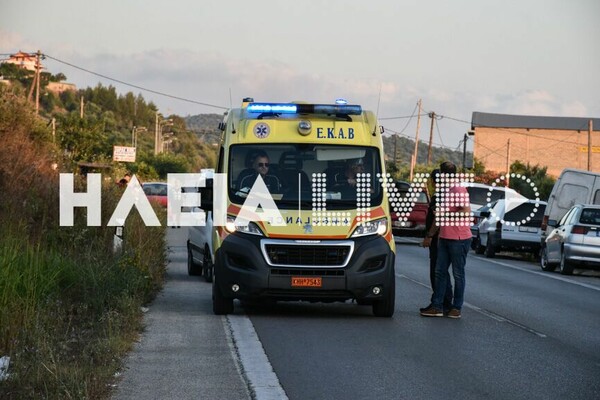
(142, 182, 168, 207)
(390, 180, 430, 237)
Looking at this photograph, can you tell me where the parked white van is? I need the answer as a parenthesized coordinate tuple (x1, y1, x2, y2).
(541, 169, 600, 239)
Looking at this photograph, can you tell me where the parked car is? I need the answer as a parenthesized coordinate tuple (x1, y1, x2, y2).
(540, 169, 600, 244)
(390, 180, 429, 237)
(142, 182, 168, 207)
(461, 182, 523, 212)
(460, 183, 524, 249)
(186, 170, 215, 282)
(470, 203, 492, 250)
(474, 199, 547, 258)
(540, 204, 600, 275)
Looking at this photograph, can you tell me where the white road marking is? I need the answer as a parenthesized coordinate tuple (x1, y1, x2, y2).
(227, 314, 289, 400)
(471, 255, 600, 292)
(398, 273, 547, 337)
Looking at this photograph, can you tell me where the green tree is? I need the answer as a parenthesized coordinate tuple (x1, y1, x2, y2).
(140, 153, 191, 179)
(509, 160, 555, 201)
(56, 114, 111, 162)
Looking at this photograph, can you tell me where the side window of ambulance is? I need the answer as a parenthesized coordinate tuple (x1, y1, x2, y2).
(217, 147, 224, 173)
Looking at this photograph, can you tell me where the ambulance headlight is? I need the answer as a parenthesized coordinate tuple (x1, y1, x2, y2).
(225, 216, 264, 236)
(351, 218, 388, 237)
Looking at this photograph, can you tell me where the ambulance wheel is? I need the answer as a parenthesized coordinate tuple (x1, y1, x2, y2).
(372, 275, 395, 318)
(212, 277, 234, 315)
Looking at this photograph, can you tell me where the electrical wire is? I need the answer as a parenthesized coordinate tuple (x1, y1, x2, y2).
(379, 113, 428, 120)
(383, 101, 420, 137)
(437, 113, 582, 146)
(385, 127, 457, 151)
(42, 53, 229, 110)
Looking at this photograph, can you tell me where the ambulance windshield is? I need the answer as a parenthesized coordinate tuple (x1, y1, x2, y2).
(229, 144, 384, 210)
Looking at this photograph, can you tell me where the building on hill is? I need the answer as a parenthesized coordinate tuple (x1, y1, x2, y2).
(471, 112, 600, 177)
(46, 81, 77, 94)
(3, 51, 42, 72)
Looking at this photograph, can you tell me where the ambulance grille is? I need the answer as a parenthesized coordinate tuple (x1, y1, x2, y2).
(262, 243, 352, 267)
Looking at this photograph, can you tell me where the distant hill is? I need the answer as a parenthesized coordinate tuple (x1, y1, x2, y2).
(184, 113, 223, 145)
(382, 134, 470, 168)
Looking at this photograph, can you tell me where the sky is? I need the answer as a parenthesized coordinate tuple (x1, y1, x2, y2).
(1, 0, 599, 152)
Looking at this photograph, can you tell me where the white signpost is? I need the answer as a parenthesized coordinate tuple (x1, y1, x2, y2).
(113, 146, 136, 162)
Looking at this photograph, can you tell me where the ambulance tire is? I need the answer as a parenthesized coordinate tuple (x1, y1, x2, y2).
(212, 276, 234, 315)
(372, 272, 395, 317)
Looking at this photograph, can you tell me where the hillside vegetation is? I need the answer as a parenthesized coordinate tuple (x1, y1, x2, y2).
(0, 82, 166, 398)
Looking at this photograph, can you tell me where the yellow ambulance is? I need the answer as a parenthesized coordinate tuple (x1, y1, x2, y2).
(208, 98, 396, 317)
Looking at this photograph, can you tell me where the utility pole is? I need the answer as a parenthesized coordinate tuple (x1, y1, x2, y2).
(80, 96, 84, 118)
(51, 118, 56, 143)
(462, 133, 468, 171)
(27, 67, 37, 103)
(35, 50, 41, 115)
(427, 112, 435, 165)
(506, 138, 511, 186)
(155, 112, 159, 155)
(393, 134, 398, 167)
(588, 119, 594, 171)
(411, 99, 422, 181)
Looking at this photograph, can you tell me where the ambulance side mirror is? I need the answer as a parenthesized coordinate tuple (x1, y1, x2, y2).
(199, 178, 213, 213)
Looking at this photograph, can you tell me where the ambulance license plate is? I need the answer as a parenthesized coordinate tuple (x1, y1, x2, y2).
(291, 277, 322, 287)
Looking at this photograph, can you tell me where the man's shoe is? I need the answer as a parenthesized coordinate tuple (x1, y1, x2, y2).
(419, 304, 433, 313)
(420, 306, 443, 317)
(447, 308, 461, 319)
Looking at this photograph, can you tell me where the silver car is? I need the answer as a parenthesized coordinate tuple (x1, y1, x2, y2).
(541, 204, 600, 275)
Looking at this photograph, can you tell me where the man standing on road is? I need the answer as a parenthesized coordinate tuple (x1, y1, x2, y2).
(420, 168, 452, 314)
(420, 161, 471, 319)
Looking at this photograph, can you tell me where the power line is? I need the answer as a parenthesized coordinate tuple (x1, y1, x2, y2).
(42, 53, 229, 110)
(384, 102, 420, 138)
(379, 113, 428, 120)
(435, 117, 445, 147)
(436, 112, 582, 146)
(476, 143, 507, 159)
(385, 127, 458, 151)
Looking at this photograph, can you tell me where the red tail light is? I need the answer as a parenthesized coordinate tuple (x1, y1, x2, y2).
(572, 225, 589, 235)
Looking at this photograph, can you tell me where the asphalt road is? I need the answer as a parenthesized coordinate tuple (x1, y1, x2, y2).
(250, 238, 600, 400)
(114, 231, 600, 400)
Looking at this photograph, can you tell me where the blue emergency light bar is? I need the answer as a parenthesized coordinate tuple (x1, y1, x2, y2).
(246, 103, 298, 113)
(246, 102, 362, 116)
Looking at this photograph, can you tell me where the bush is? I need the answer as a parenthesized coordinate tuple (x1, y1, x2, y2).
(0, 87, 166, 399)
